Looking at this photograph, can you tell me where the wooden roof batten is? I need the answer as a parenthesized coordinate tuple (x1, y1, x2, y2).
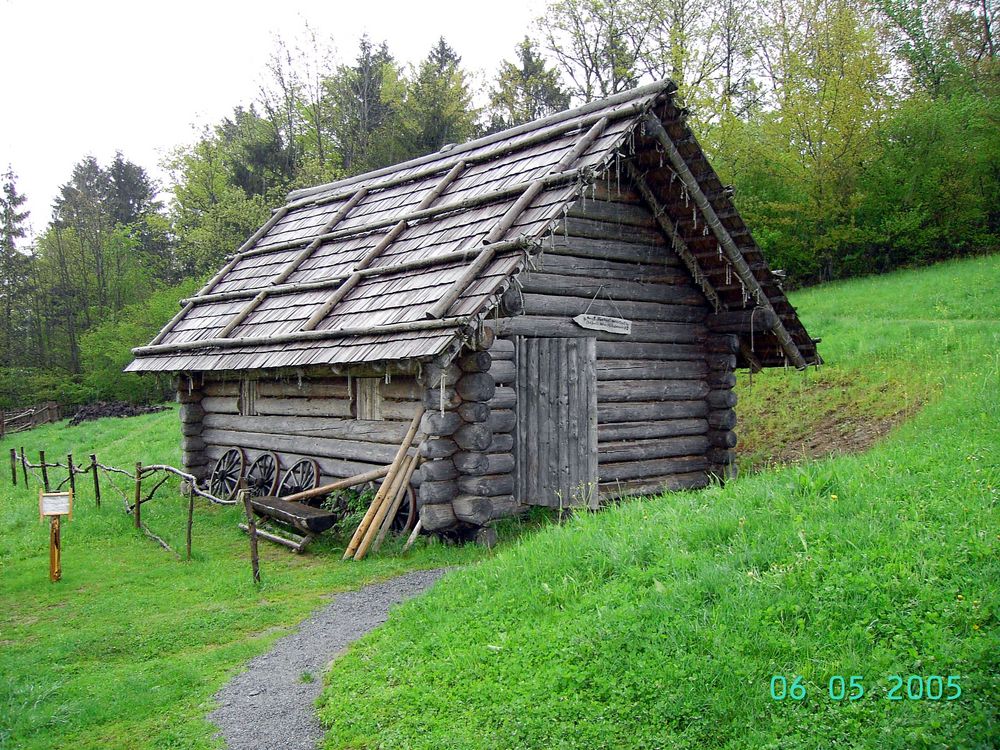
(640, 114, 809, 369)
(426, 116, 611, 320)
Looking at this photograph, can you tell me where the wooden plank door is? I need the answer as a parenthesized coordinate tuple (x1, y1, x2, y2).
(515, 336, 598, 509)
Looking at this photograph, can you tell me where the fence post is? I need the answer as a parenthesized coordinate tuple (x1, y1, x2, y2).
(134, 462, 143, 529)
(1, 408, 5, 440)
(40, 450, 49, 491)
(9, 448, 16, 486)
(67, 454, 76, 495)
(20, 447, 27, 485)
(186, 487, 195, 561)
(240, 489, 261, 584)
(90, 454, 101, 508)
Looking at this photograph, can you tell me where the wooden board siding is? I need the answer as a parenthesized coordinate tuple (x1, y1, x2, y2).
(515, 336, 598, 508)
(200, 373, 420, 487)
(497, 176, 713, 499)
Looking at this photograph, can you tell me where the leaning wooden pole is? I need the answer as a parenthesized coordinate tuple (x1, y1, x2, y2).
(343, 406, 424, 561)
(67, 454, 76, 496)
(354, 453, 417, 561)
(20, 447, 27, 485)
(371, 455, 421, 555)
(39, 451, 49, 491)
(9, 448, 16, 486)
(641, 114, 807, 368)
(186, 487, 195, 561)
(134, 462, 143, 529)
(282, 465, 390, 503)
(241, 490, 261, 584)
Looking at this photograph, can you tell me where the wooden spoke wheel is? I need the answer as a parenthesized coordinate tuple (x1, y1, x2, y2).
(246, 451, 281, 497)
(209, 448, 246, 502)
(391, 485, 417, 533)
(277, 459, 320, 498)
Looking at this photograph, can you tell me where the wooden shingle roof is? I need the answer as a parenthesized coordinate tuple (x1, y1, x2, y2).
(128, 80, 818, 374)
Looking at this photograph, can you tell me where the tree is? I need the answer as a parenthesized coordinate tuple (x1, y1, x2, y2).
(327, 36, 406, 174)
(487, 37, 571, 131)
(0, 168, 30, 366)
(399, 38, 478, 155)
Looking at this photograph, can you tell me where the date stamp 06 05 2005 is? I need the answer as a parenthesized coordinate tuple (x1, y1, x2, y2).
(769, 674, 962, 702)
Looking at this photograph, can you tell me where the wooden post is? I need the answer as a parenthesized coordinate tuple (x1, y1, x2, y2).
(39, 451, 49, 491)
(1, 408, 5, 440)
(9, 448, 16, 486)
(50, 515, 61, 582)
(20, 447, 27, 485)
(134, 462, 142, 529)
(90, 454, 100, 508)
(186, 488, 194, 561)
(67, 454, 76, 496)
(402, 519, 423, 553)
(240, 490, 260, 584)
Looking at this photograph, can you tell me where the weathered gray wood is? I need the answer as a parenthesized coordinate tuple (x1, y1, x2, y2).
(490, 360, 517, 385)
(179, 402, 205, 421)
(707, 390, 738, 409)
(453, 452, 490, 475)
(457, 402, 490, 423)
(598, 471, 709, 498)
(521, 294, 707, 323)
(597, 400, 707, 423)
(489, 338, 515, 358)
(420, 502, 458, 531)
(422, 387, 462, 411)
(421, 411, 462, 437)
(597, 418, 708, 442)
(181, 421, 204, 437)
(458, 474, 515, 497)
(201, 396, 352, 418)
(454, 422, 493, 451)
(491, 316, 708, 344)
(489, 409, 516, 433)
(201, 428, 396, 467)
(452, 495, 493, 525)
(520, 273, 705, 306)
(707, 430, 738, 448)
(488, 387, 516, 409)
(457, 351, 492, 373)
(706, 353, 738, 370)
(535, 252, 683, 281)
(204, 444, 375, 482)
(708, 410, 737, 430)
(597, 380, 710, 402)
(418, 480, 457, 506)
(707, 308, 779, 333)
(419, 438, 458, 459)
(706, 371, 737, 388)
(706, 335, 740, 353)
(181, 436, 206, 452)
(598, 435, 710, 463)
(707, 447, 736, 465)
(202, 413, 409, 444)
(553, 217, 665, 246)
(596, 359, 707, 380)
(599, 455, 708, 482)
(487, 434, 514, 454)
(499, 286, 525, 316)
(423, 362, 462, 386)
(566, 195, 657, 227)
(545, 234, 669, 265)
(421, 459, 458, 482)
(515, 336, 597, 508)
(456, 373, 496, 402)
(595, 341, 705, 361)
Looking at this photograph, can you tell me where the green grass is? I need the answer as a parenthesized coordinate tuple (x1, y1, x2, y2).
(0, 411, 488, 749)
(316, 255, 1000, 749)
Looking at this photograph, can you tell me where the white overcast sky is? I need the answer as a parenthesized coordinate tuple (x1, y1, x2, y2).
(0, 0, 544, 237)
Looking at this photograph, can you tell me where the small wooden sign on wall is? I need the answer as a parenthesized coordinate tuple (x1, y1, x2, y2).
(39, 490, 72, 582)
(573, 313, 632, 335)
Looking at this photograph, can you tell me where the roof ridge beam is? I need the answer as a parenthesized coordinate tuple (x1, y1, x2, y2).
(301, 160, 469, 332)
(426, 116, 612, 320)
(641, 114, 808, 369)
(286, 79, 676, 203)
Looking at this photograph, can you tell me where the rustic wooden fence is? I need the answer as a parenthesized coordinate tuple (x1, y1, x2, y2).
(0, 402, 61, 439)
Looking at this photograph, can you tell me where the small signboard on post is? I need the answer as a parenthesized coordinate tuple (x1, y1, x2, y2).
(39, 490, 72, 582)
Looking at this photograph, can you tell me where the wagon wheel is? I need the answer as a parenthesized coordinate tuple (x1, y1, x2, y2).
(209, 448, 246, 502)
(246, 451, 281, 497)
(277, 459, 320, 498)
(390, 485, 417, 533)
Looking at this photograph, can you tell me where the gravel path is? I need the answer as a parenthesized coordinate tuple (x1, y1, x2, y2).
(209, 568, 450, 750)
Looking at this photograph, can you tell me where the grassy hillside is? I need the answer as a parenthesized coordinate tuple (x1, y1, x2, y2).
(0, 411, 486, 750)
(317, 255, 1000, 749)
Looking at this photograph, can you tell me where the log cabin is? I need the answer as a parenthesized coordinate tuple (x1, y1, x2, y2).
(127, 79, 820, 536)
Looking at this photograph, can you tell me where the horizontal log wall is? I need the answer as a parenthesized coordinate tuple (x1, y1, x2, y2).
(505, 177, 714, 501)
(176, 375, 208, 479)
(200, 372, 420, 488)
